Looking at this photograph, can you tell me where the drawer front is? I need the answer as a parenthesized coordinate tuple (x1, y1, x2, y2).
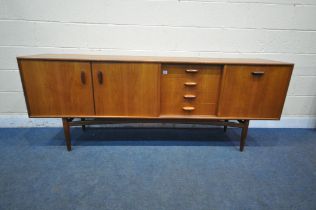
(161, 64, 222, 116)
(161, 101, 218, 115)
(218, 65, 293, 119)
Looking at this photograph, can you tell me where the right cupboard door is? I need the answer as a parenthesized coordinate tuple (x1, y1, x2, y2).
(218, 65, 292, 119)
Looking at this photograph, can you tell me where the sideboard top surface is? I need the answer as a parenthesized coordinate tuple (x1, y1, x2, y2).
(17, 54, 293, 66)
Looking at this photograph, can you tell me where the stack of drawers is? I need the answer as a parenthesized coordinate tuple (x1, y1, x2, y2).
(160, 64, 222, 116)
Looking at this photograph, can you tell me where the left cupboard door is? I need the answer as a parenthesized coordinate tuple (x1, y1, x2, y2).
(19, 60, 95, 117)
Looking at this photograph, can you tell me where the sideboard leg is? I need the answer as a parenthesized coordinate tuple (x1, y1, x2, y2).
(240, 120, 250, 152)
(62, 118, 72, 151)
(224, 120, 228, 132)
(81, 118, 86, 131)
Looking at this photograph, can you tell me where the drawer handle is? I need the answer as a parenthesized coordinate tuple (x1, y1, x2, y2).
(183, 94, 196, 99)
(98, 71, 103, 84)
(184, 82, 197, 86)
(251, 71, 265, 76)
(186, 69, 199, 73)
(81, 71, 86, 85)
(182, 106, 195, 111)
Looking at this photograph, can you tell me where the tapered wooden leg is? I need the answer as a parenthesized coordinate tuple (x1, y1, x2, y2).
(81, 118, 86, 131)
(240, 120, 249, 152)
(224, 120, 228, 132)
(62, 118, 71, 151)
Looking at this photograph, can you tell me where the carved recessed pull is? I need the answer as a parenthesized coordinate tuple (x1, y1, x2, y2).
(183, 94, 196, 99)
(81, 71, 86, 85)
(185, 69, 199, 73)
(98, 71, 103, 84)
(182, 106, 195, 111)
(184, 82, 197, 86)
(251, 71, 265, 76)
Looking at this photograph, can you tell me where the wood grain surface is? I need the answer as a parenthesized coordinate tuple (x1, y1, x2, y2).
(19, 60, 95, 116)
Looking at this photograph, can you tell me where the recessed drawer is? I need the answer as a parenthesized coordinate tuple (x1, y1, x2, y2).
(161, 64, 223, 116)
(161, 64, 221, 78)
(161, 88, 217, 104)
(161, 102, 218, 115)
(161, 77, 219, 102)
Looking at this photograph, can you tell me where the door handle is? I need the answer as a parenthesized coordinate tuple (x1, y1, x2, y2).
(81, 71, 86, 85)
(182, 106, 195, 111)
(185, 69, 199, 73)
(184, 82, 197, 86)
(183, 94, 196, 99)
(98, 71, 103, 84)
(251, 71, 265, 76)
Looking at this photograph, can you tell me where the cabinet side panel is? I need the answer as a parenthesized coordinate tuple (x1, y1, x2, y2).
(18, 59, 32, 116)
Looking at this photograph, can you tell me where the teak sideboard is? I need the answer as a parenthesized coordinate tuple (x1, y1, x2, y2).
(17, 54, 294, 151)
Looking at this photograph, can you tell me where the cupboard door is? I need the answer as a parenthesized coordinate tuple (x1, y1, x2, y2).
(92, 62, 160, 116)
(19, 60, 95, 116)
(218, 65, 292, 119)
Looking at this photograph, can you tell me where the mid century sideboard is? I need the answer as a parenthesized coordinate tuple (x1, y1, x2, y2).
(17, 54, 293, 151)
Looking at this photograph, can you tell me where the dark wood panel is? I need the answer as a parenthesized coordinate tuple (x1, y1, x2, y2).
(19, 60, 95, 116)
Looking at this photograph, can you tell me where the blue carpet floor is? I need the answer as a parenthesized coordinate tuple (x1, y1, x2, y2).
(0, 127, 315, 210)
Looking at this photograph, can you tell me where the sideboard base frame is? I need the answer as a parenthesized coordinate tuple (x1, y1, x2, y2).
(61, 118, 250, 152)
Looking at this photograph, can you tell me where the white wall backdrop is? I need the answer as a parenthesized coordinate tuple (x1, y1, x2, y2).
(0, 0, 315, 127)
